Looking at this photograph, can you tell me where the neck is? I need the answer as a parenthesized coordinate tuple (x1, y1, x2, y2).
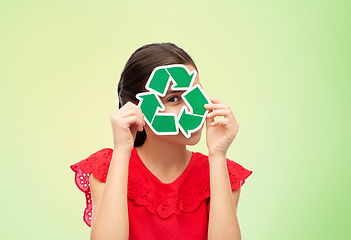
(136, 135, 191, 172)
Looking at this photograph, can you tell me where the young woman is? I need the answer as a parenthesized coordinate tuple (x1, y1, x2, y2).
(70, 43, 252, 240)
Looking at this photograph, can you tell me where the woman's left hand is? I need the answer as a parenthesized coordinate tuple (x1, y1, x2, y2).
(205, 97, 239, 157)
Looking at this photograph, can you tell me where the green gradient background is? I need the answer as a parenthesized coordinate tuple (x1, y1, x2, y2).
(1, 0, 350, 239)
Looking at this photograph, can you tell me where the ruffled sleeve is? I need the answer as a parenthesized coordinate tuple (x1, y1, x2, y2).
(70, 148, 113, 227)
(226, 158, 252, 190)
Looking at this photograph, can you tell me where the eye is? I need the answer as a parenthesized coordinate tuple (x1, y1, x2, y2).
(167, 96, 180, 102)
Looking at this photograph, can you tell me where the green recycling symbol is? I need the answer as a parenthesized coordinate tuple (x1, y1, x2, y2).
(136, 64, 210, 138)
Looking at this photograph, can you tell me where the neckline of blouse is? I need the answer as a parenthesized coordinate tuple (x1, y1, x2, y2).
(131, 147, 196, 186)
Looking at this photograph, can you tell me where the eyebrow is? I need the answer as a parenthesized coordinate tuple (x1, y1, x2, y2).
(165, 90, 179, 96)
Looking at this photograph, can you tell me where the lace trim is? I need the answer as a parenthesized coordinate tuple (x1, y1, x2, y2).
(70, 164, 93, 227)
(127, 160, 252, 219)
(226, 159, 253, 190)
(78, 148, 113, 183)
(71, 155, 252, 226)
(127, 177, 211, 219)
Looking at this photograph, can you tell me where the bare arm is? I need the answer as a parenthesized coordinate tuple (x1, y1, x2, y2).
(208, 156, 241, 240)
(89, 174, 105, 226)
(205, 97, 242, 240)
(90, 149, 130, 240)
(90, 102, 145, 240)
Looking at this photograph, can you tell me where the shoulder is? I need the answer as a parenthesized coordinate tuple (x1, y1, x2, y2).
(70, 148, 114, 183)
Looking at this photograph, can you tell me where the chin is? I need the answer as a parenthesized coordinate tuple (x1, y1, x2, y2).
(185, 131, 202, 146)
(178, 129, 203, 146)
(157, 130, 202, 146)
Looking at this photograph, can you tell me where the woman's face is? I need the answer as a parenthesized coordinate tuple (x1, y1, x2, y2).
(143, 64, 204, 146)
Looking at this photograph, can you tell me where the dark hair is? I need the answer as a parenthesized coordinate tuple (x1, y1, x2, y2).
(118, 42, 198, 147)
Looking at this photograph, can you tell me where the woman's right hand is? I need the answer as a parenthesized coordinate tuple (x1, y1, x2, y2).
(110, 102, 145, 153)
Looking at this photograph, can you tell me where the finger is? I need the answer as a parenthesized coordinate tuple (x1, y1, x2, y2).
(123, 115, 145, 132)
(207, 109, 232, 119)
(208, 97, 224, 104)
(205, 110, 215, 128)
(205, 98, 238, 126)
(119, 101, 137, 111)
(204, 103, 229, 111)
(209, 110, 236, 124)
(119, 107, 145, 125)
(136, 107, 146, 125)
(120, 102, 144, 118)
(210, 118, 233, 128)
(128, 103, 146, 126)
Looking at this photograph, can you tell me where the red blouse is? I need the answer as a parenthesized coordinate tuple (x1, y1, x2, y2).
(70, 147, 252, 240)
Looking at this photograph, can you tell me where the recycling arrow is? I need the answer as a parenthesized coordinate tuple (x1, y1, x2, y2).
(137, 93, 162, 123)
(178, 85, 210, 138)
(166, 66, 195, 89)
(136, 92, 178, 135)
(177, 107, 203, 137)
(182, 85, 209, 116)
(146, 64, 197, 96)
(136, 64, 210, 138)
(147, 68, 170, 96)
